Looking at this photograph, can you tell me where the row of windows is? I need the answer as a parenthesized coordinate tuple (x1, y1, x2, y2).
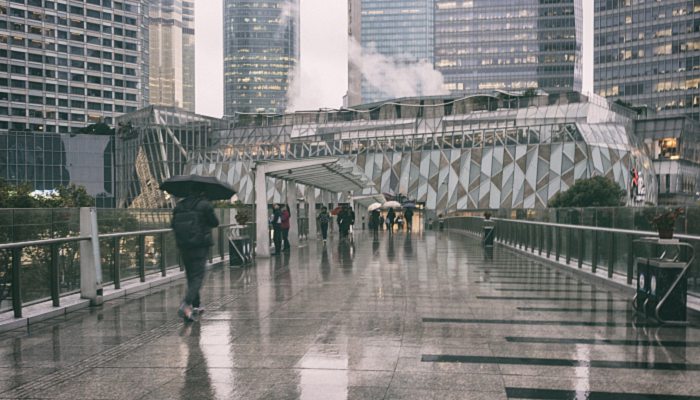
(0, 105, 134, 119)
(595, 21, 700, 46)
(596, 56, 700, 78)
(0, 62, 135, 76)
(597, 41, 700, 63)
(0, 79, 138, 99)
(0, 47, 138, 64)
(1, 69, 138, 87)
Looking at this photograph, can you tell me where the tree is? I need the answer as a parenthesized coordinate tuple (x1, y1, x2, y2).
(548, 176, 626, 208)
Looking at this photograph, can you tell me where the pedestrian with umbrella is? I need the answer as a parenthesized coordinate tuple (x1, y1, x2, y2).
(161, 175, 233, 322)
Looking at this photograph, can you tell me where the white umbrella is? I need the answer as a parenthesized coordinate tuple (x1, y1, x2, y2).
(367, 202, 382, 212)
(382, 200, 401, 209)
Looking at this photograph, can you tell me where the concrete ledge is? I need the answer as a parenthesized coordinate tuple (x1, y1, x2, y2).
(450, 228, 700, 318)
(0, 258, 226, 334)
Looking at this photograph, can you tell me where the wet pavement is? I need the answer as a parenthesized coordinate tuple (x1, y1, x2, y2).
(1, 230, 700, 399)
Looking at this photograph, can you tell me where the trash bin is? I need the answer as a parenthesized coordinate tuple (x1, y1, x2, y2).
(483, 224, 495, 247)
(639, 258, 687, 322)
(229, 237, 251, 267)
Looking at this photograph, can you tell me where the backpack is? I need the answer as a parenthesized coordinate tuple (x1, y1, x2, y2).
(172, 199, 210, 249)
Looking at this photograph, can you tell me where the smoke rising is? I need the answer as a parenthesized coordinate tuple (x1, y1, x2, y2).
(348, 38, 449, 100)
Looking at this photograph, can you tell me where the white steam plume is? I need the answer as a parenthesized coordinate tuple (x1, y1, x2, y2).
(348, 38, 449, 100)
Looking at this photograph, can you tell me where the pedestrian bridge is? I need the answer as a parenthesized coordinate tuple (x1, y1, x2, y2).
(1, 224, 699, 399)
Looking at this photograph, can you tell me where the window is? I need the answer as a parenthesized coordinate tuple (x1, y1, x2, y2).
(70, 100, 84, 108)
(70, 87, 84, 95)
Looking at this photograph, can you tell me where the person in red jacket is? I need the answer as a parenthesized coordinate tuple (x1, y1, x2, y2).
(280, 204, 291, 253)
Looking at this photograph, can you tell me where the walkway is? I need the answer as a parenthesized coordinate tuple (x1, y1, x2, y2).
(1, 230, 699, 399)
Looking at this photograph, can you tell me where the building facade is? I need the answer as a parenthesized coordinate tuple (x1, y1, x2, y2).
(223, 0, 299, 116)
(435, 0, 583, 95)
(348, 0, 583, 106)
(594, 0, 700, 120)
(347, 0, 434, 106)
(0, 0, 149, 133)
(117, 92, 657, 210)
(148, 0, 195, 112)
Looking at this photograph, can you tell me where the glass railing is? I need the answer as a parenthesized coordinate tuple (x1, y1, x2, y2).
(445, 216, 700, 297)
(0, 208, 244, 317)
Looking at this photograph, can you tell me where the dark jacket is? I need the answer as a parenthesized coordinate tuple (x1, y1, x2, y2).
(173, 195, 219, 249)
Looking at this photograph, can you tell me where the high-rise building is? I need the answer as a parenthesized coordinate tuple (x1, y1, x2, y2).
(348, 1, 583, 106)
(148, 0, 194, 112)
(0, 0, 149, 133)
(594, 0, 700, 120)
(223, 0, 299, 116)
(347, 0, 434, 106)
(434, 0, 583, 95)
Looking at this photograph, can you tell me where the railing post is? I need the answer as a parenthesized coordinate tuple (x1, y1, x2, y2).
(626, 235, 635, 284)
(555, 226, 561, 261)
(566, 227, 572, 264)
(50, 244, 60, 307)
(218, 226, 224, 261)
(538, 224, 543, 255)
(546, 226, 551, 258)
(79, 207, 103, 306)
(591, 229, 598, 273)
(138, 235, 146, 282)
(112, 237, 121, 290)
(160, 232, 167, 277)
(578, 230, 584, 269)
(11, 247, 22, 318)
(608, 233, 615, 278)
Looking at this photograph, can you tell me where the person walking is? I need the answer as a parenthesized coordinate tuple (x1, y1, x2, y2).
(337, 205, 352, 239)
(171, 184, 219, 322)
(280, 204, 291, 252)
(404, 207, 414, 232)
(370, 209, 380, 240)
(317, 206, 330, 243)
(386, 208, 396, 233)
(270, 204, 282, 255)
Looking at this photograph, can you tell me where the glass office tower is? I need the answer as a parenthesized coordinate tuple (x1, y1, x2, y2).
(347, 0, 434, 106)
(434, 0, 583, 94)
(223, 0, 299, 116)
(594, 0, 700, 120)
(0, 0, 148, 133)
(148, 0, 195, 112)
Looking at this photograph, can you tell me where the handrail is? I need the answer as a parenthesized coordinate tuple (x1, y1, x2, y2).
(464, 216, 700, 241)
(0, 236, 90, 250)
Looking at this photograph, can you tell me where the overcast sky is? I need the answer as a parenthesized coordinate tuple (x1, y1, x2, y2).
(194, 1, 593, 119)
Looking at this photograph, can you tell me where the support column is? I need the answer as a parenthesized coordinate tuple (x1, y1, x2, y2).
(287, 181, 299, 247)
(306, 186, 317, 240)
(80, 207, 103, 306)
(255, 168, 270, 258)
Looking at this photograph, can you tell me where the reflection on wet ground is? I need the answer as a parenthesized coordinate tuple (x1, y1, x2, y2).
(1, 230, 700, 399)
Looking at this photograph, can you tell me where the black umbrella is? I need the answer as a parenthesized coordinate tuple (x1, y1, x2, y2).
(160, 175, 235, 200)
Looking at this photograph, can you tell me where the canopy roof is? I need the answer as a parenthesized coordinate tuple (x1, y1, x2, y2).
(255, 157, 374, 193)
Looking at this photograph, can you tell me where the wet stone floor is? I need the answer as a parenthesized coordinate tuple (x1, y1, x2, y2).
(1, 230, 700, 399)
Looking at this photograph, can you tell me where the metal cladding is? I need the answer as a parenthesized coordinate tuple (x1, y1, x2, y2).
(116, 92, 657, 210)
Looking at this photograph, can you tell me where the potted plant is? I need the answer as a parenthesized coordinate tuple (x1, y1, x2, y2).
(650, 207, 684, 239)
(483, 211, 492, 220)
(232, 200, 251, 226)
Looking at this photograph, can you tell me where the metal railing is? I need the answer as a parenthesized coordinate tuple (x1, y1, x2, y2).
(445, 216, 700, 296)
(1, 209, 255, 319)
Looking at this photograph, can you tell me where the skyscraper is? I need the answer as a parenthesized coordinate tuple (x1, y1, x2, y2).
(594, 0, 700, 205)
(347, 0, 434, 106)
(223, 0, 299, 116)
(434, 0, 583, 95)
(148, 0, 195, 112)
(0, 0, 149, 133)
(348, 1, 582, 106)
(594, 0, 700, 119)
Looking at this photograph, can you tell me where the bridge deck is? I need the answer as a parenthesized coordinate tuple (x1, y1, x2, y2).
(1, 230, 699, 399)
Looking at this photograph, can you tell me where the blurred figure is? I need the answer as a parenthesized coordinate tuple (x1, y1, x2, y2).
(280, 204, 291, 253)
(317, 206, 330, 243)
(270, 204, 282, 255)
(370, 209, 381, 240)
(386, 208, 396, 232)
(404, 207, 414, 232)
